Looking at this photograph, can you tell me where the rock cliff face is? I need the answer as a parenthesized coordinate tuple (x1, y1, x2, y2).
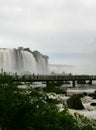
(0, 48, 49, 75)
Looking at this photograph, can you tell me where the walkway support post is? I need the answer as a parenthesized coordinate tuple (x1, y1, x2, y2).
(46, 81, 49, 87)
(89, 80, 92, 85)
(72, 80, 76, 87)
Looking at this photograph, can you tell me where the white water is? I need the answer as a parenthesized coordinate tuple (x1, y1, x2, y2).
(0, 48, 49, 74)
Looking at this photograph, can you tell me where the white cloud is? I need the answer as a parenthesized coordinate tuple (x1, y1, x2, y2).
(0, 0, 96, 69)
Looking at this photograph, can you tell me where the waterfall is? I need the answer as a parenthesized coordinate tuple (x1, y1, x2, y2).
(0, 48, 49, 75)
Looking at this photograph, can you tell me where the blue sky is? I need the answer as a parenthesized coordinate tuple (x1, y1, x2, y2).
(0, 0, 96, 66)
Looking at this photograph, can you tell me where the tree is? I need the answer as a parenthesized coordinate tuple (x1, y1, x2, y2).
(67, 94, 84, 110)
(0, 75, 95, 130)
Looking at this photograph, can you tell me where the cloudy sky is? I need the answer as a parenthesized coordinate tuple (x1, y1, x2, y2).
(0, 0, 96, 67)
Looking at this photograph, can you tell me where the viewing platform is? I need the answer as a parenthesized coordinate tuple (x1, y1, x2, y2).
(14, 75, 96, 87)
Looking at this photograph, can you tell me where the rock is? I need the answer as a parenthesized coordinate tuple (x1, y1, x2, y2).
(67, 94, 84, 110)
(90, 103, 96, 106)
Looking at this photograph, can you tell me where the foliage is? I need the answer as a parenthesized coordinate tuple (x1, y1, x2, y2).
(63, 81, 70, 84)
(88, 92, 96, 99)
(67, 94, 84, 110)
(82, 92, 88, 96)
(74, 113, 96, 130)
(90, 103, 96, 106)
(0, 75, 95, 130)
(77, 80, 86, 84)
(43, 85, 66, 94)
(47, 81, 64, 86)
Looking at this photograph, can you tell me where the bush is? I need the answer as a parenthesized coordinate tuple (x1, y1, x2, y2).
(82, 92, 88, 96)
(74, 113, 95, 130)
(67, 94, 84, 110)
(88, 93, 96, 99)
(43, 86, 66, 94)
(0, 75, 95, 130)
(47, 81, 64, 86)
(0, 84, 78, 130)
(63, 81, 70, 84)
(77, 80, 86, 84)
(90, 103, 96, 106)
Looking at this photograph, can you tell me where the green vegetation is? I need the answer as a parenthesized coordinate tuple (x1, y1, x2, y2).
(0, 74, 95, 130)
(43, 85, 66, 94)
(67, 94, 84, 110)
(90, 103, 96, 106)
(63, 81, 70, 84)
(47, 81, 64, 86)
(74, 113, 96, 130)
(77, 80, 86, 84)
(88, 91, 96, 99)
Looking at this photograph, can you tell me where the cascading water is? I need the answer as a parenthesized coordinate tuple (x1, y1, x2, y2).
(0, 48, 49, 75)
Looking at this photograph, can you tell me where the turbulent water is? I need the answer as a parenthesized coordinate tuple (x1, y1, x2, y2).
(0, 48, 49, 75)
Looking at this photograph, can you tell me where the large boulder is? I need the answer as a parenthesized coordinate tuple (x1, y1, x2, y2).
(67, 94, 84, 110)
